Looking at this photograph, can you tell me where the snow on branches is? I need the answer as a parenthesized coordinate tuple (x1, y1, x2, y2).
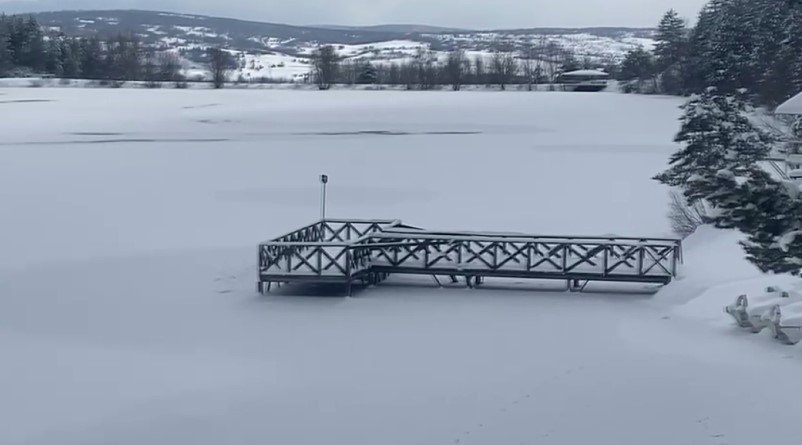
(655, 87, 802, 275)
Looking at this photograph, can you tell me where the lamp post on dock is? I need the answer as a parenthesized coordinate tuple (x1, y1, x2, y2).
(320, 174, 328, 221)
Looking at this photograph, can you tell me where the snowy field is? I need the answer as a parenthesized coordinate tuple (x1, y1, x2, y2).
(2, 88, 802, 444)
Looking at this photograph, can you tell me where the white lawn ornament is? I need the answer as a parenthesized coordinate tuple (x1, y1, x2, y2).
(724, 287, 802, 333)
(764, 303, 802, 345)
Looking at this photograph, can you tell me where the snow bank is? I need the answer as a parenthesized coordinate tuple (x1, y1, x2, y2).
(660, 226, 800, 325)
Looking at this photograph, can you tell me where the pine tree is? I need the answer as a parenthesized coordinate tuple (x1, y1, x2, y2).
(61, 38, 82, 78)
(44, 38, 63, 76)
(685, 0, 725, 91)
(655, 9, 687, 70)
(654, 88, 774, 205)
(80, 37, 104, 79)
(0, 24, 11, 75)
(709, 0, 760, 92)
(750, 0, 802, 105)
(784, 2, 802, 97)
(653, 9, 689, 94)
(717, 167, 802, 275)
(356, 61, 377, 84)
(18, 17, 44, 72)
(669, 0, 802, 104)
(619, 47, 656, 91)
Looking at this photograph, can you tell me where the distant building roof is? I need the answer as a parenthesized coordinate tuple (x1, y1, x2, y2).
(559, 69, 609, 78)
(777, 92, 802, 115)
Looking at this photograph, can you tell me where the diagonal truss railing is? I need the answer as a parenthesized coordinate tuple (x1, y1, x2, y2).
(258, 219, 683, 288)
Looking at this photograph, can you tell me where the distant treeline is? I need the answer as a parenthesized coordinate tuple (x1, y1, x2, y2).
(620, 0, 802, 106)
(0, 14, 185, 85)
(310, 44, 612, 91)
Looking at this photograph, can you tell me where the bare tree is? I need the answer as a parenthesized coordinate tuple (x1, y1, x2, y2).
(444, 49, 468, 91)
(534, 36, 547, 80)
(386, 63, 401, 85)
(338, 59, 359, 85)
(311, 45, 339, 90)
(157, 52, 182, 83)
(559, 48, 580, 72)
(207, 47, 232, 89)
(491, 51, 518, 91)
(668, 191, 710, 238)
(543, 41, 562, 90)
(415, 48, 437, 90)
(142, 49, 160, 88)
(521, 43, 539, 91)
(473, 56, 486, 85)
(399, 61, 417, 90)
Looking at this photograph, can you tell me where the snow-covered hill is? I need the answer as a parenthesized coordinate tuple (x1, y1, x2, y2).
(30, 10, 656, 82)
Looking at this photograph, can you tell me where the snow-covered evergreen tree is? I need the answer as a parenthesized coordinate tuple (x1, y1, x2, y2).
(656, 88, 802, 274)
(706, 0, 760, 92)
(784, 2, 802, 96)
(753, 0, 791, 105)
(655, 88, 774, 205)
(674, 0, 802, 104)
(718, 167, 802, 274)
(654, 9, 687, 71)
(653, 9, 689, 94)
(684, 0, 726, 92)
(44, 38, 64, 77)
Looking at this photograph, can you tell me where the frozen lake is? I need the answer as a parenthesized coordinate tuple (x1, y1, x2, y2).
(0, 88, 681, 268)
(2, 89, 801, 445)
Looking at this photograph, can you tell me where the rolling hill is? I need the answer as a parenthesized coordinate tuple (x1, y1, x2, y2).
(21, 10, 656, 82)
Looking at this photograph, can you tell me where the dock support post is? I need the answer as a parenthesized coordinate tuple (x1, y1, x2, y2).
(567, 279, 588, 293)
(257, 281, 273, 295)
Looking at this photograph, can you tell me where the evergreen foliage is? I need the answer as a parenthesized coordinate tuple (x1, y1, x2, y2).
(0, 14, 183, 83)
(653, 0, 802, 105)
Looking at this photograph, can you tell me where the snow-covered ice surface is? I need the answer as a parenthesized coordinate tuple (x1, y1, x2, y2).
(2, 88, 802, 445)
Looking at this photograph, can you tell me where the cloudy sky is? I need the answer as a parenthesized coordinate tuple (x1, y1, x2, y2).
(1, 0, 709, 28)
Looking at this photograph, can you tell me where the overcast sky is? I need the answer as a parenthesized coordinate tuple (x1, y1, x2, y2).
(1, 0, 709, 28)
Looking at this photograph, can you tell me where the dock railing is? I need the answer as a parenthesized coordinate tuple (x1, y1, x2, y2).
(258, 219, 683, 293)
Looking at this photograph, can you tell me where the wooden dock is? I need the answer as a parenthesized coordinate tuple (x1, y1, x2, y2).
(258, 219, 682, 295)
